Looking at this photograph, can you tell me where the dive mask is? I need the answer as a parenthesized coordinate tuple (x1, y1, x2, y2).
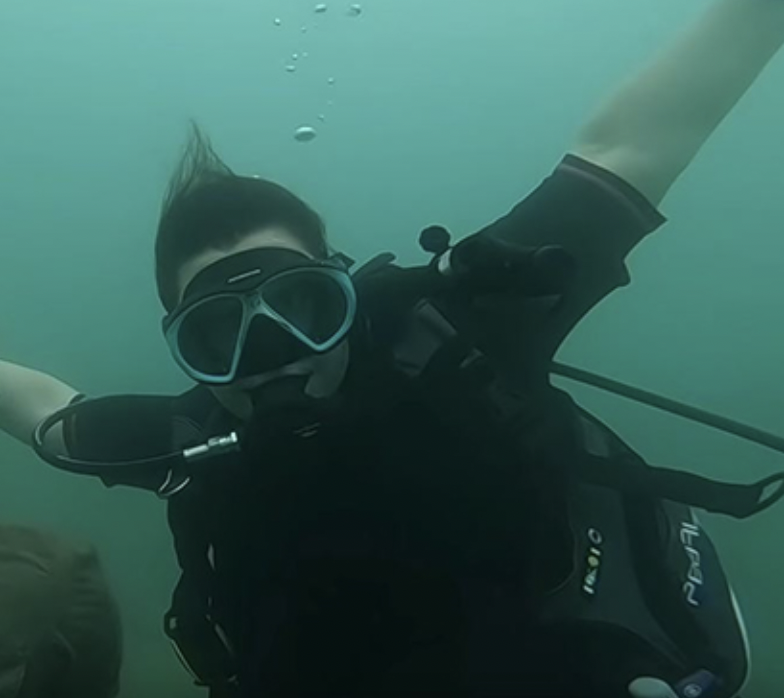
(163, 248, 357, 385)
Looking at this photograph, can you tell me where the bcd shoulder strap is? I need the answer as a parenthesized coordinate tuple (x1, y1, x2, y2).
(164, 388, 241, 695)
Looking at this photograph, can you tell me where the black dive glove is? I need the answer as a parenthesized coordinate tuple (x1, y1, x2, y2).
(420, 225, 576, 298)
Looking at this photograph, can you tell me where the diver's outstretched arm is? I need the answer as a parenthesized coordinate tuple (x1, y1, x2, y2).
(0, 359, 77, 449)
(573, 0, 784, 206)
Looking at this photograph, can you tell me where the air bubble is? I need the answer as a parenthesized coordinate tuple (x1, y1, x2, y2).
(294, 126, 318, 142)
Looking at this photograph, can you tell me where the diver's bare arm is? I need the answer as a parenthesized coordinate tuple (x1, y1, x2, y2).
(0, 359, 77, 448)
(573, 0, 784, 206)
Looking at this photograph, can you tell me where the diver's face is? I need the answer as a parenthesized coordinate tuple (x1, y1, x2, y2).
(175, 227, 351, 420)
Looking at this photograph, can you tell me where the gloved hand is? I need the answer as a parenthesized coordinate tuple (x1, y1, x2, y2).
(445, 234, 576, 298)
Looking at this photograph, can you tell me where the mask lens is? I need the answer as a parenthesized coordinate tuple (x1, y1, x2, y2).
(176, 296, 245, 378)
(261, 271, 349, 346)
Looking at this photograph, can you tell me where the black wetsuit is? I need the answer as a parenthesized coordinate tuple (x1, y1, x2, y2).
(66, 155, 666, 697)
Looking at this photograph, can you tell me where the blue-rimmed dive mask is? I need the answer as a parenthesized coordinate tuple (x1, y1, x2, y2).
(163, 248, 357, 385)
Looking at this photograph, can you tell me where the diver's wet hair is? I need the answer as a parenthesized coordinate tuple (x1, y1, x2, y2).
(155, 123, 329, 312)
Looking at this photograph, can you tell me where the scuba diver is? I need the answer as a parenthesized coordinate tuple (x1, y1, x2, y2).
(0, 524, 122, 698)
(3, 0, 784, 696)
